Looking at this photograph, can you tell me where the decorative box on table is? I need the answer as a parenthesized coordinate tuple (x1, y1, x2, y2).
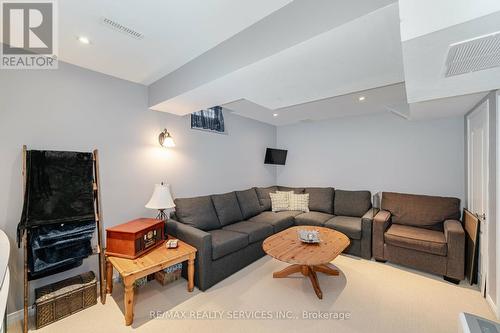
(106, 218, 164, 259)
(35, 271, 97, 329)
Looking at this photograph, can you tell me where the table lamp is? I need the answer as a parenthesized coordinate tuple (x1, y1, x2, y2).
(145, 182, 175, 220)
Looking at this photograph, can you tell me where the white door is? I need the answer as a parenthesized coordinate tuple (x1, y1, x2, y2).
(467, 101, 489, 294)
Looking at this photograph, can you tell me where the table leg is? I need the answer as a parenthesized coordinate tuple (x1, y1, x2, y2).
(106, 260, 113, 294)
(123, 278, 135, 326)
(312, 264, 339, 276)
(306, 267, 323, 299)
(273, 264, 302, 278)
(187, 255, 195, 292)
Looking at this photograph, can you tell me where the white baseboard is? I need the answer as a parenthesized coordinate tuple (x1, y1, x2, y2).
(486, 294, 499, 319)
(6, 306, 33, 327)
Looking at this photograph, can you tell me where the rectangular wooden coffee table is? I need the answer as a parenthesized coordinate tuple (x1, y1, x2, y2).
(106, 239, 196, 325)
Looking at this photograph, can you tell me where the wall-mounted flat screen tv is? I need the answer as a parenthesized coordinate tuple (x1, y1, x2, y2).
(264, 148, 288, 165)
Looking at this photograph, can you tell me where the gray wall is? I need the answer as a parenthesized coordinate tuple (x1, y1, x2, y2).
(276, 112, 465, 201)
(0, 62, 276, 314)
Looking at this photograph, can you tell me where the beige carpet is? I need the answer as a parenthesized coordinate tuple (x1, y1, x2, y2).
(10, 255, 496, 333)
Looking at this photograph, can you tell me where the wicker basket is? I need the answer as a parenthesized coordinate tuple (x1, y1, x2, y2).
(35, 271, 97, 329)
(154, 263, 182, 286)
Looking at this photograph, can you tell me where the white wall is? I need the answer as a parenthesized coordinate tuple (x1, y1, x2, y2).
(276, 112, 465, 201)
(0, 62, 276, 314)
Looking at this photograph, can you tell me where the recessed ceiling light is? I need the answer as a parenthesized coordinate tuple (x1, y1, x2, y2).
(358, 96, 366, 102)
(273, 113, 278, 117)
(77, 36, 91, 44)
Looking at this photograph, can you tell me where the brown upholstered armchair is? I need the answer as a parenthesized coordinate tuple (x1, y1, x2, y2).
(373, 192, 465, 283)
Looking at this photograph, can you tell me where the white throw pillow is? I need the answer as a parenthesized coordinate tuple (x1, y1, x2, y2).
(270, 192, 291, 212)
(289, 193, 310, 212)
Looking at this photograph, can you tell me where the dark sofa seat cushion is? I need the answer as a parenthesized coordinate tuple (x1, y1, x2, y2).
(382, 192, 460, 229)
(223, 221, 273, 243)
(278, 186, 305, 194)
(324, 216, 362, 240)
(235, 188, 262, 219)
(305, 187, 334, 214)
(211, 192, 243, 226)
(255, 186, 278, 211)
(174, 196, 220, 231)
(384, 224, 447, 256)
(208, 229, 249, 260)
(248, 211, 298, 232)
(295, 212, 334, 226)
(334, 190, 371, 217)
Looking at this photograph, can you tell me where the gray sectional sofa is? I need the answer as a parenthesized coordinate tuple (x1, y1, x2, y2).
(166, 186, 373, 291)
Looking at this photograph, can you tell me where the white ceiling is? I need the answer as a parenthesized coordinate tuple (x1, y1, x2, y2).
(225, 83, 409, 126)
(398, 0, 500, 41)
(148, 1, 496, 125)
(2, 0, 497, 125)
(150, 3, 404, 115)
(223, 84, 488, 125)
(53, 0, 292, 84)
(147, 0, 397, 106)
(402, 10, 500, 104)
(409, 92, 488, 120)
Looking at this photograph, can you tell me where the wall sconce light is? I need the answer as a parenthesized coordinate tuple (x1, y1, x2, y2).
(159, 129, 175, 148)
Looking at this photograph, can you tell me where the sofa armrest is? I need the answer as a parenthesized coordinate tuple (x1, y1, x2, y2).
(372, 210, 391, 260)
(166, 218, 213, 290)
(444, 219, 465, 280)
(166, 218, 211, 253)
(360, 209, 374, 259)
(362, 209, 375, 221)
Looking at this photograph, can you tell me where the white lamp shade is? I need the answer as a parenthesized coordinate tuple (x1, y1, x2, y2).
(145, 183, 175, 210)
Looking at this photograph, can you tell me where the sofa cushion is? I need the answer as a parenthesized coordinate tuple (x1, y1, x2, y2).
(223, 221, 273, 243)
(235, 188, 262, 219)
(334, 190, 371, 217)
(278, 186, 305, 194)
(324, 216, 362, 240)
(208, 229, 249, 260)
(384, 224, 447, 256)
(174, 196, 220, 231)
(381, 192, 460, 229)
(305, 187, 334, 214)
(248, 211, 299, 233)
(255, 186, 278, 211)
(211, 192, 243, 226)
(295, 211, 334, 226)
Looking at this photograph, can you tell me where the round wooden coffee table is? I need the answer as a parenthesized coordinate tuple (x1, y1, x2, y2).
(262, 226, 350, 299)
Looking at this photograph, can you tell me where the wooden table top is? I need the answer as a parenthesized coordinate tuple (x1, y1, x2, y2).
(263, 226, 350, 266)
(106, 239, 196, 278)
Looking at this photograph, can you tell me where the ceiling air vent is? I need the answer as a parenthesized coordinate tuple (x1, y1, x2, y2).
(445, 31, 500, 77)
(100, 17, 144, 40)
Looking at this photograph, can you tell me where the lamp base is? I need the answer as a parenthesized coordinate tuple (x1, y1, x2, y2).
(156, 209, 168, 221)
